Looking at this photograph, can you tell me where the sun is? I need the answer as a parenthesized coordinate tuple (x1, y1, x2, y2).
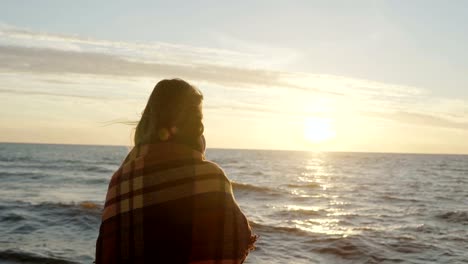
(304, 117, 335, 143)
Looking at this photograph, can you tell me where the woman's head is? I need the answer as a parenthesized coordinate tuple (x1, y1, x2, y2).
(134, 79, 204, 149)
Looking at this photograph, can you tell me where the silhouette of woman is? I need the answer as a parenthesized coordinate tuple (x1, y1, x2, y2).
(95, 79, 256, 263)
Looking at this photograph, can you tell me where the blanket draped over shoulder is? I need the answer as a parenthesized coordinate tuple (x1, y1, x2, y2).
(95, 142, 256, 264)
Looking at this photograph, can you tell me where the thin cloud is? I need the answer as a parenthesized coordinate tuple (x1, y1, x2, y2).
(1, 23, 468, 129)
(366, 111, 468, 131)
(0, 24, 344, 95)
(0, 88, 105, 100)
(0, 23, 267, 67)
(0, 45, 333, 94)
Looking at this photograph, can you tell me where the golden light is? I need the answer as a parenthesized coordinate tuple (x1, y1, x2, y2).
(304, 117, 335, 143)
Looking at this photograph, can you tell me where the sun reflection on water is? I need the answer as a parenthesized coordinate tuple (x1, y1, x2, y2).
(292, 218, 358, 237)
(285, 154, 360, 237)
(286, 204, 322, 211)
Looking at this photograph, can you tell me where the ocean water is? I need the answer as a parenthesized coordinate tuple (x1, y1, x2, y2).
(0, 143, 467, 264)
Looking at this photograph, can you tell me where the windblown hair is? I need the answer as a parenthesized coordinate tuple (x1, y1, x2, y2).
(134, 79, 204, 148)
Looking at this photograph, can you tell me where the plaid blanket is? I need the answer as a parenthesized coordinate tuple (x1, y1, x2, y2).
(95, 142, 256, 263)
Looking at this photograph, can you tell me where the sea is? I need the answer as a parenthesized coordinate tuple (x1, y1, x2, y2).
(0, 143, 467, 264)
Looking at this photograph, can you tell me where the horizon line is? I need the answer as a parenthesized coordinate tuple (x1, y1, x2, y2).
(1, 141, 467, 156)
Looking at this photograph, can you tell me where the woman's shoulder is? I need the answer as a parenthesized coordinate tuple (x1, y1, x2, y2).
(198, 160, 230, 181)
(200, 159, 225, 172)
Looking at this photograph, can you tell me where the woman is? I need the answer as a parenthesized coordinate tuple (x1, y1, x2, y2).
(95, 79, 256, 263)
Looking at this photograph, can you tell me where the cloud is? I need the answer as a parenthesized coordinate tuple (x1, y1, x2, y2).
(366, 111, 468, 131)
(0, 44, 335, 94)
(0, 88, 105, 100)
(0, 23, 255, 65)
(1, 23, 468, 133)
(0, 24, 346, 95)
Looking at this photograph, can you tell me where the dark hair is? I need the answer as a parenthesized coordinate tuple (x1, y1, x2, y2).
(134, 79, 204, 148)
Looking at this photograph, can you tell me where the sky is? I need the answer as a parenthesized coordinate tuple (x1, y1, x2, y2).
(1, 0, 468, 153)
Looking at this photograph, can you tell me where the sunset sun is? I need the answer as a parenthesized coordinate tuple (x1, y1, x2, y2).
(304, 117, 335, 143)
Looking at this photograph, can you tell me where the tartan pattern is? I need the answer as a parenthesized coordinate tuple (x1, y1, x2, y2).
(95, 142, 256, 263)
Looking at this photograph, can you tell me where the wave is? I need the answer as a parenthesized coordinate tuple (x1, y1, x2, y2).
(274, 208, 325, 218)
(250, 220, 395, 261)
(2, 201, 103, 235)
(83, 165, 115, 173)
(82, 178, 108, 184)
(311, 236, 371, 259)
(1, 172, 110, 187)
(251, 220, 429, 262)
(0, 171, 41, 178)
(379, 194, 422, 203)
(1, 213, 26, 222)
(0, 156, 33, 163)
(249, 220, 345, 237)
(0, 250, 78, 264)
(210, 159, 239, 164)
(77, 201, 102, 210)
(436, 211, 468, 224)
(308, 234, 429, 262)
(231, 181, 279, 195)
(286, 182, 321, 188)
(6, 200, 102, 219)
(3, 162, 115, 174)
(444, 167, 468, 173)
(7, 201, 103, 214)
(32, 201, 103, 212)
(402, 223, 439, 234)
(250, 171, 264, 176)
(10, 223, 39, 234)
(249, 221, 312, 237)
